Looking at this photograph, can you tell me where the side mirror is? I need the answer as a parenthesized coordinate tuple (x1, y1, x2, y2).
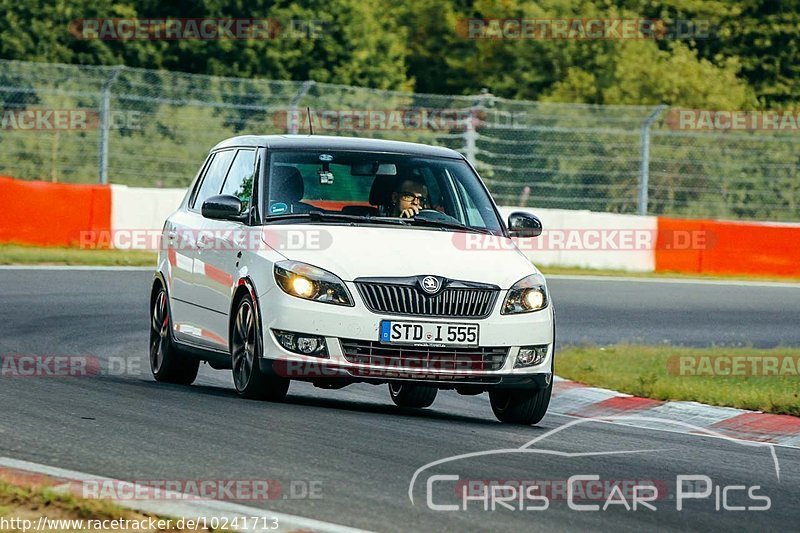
(508, 211, 542, 238)
(202, 195, 244, 221)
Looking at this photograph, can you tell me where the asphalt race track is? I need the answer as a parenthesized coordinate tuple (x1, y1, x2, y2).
(2, 268, 800, 531)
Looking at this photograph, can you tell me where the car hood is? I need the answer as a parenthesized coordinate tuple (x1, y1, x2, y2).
(265, 224, 538, 289)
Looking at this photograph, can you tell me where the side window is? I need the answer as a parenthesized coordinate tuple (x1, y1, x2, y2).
(191, 149, 236, 209)
(220, 149, 256, 210)
(186, 153, 215, 208)
(454, 175, 486, 228)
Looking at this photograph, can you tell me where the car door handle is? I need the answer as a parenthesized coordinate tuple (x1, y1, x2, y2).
(197, 235, 210, 249)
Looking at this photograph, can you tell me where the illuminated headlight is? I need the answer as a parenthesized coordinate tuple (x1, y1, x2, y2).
(274, 261, 354, 306)
(502, 273, 549, 314)
(515, 345, 549, 368)
(273, 330, 328, 357)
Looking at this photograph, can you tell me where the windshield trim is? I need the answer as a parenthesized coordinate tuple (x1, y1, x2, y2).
(262, 148, 505, 235)
(261, 210, 496, 235)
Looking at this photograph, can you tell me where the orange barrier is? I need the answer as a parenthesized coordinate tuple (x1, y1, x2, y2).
(2, 173, 799, 279)
(656, 217, 800, 277)
(305, 200, 371, 211)
(0, 176, 111, 247)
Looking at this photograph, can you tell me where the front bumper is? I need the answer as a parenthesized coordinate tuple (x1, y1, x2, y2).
(257, 282, 554, 387)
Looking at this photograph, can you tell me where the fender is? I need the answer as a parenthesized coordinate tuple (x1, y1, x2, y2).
(233, 276, 283, 375)
(229, 275, 264, 355)
(152, 269, 230, 364)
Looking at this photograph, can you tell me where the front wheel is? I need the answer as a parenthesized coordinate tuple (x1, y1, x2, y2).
(231, 294, 289, 401)
(149, 287, 199, 385)
(489, 383, 551, 425)
(389, 383, 437, 408)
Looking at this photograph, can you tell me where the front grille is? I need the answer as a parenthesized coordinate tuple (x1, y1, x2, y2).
(356, 283, 498, 318)
(340, 339, 508, 372)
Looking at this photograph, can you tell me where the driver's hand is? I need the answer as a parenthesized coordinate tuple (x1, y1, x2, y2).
(400, 205, 421, 218)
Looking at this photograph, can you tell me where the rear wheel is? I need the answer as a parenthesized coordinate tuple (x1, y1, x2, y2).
(389, 383, 438, 408)
(489, 383, 551, 425)
(149, 287, 199, 385)
(231, 294, 289, 401)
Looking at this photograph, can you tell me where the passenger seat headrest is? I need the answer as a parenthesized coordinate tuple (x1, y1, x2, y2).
(369, 174, 401, 206)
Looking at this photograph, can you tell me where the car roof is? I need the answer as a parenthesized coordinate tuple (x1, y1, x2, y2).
(210, 135, 464, 159)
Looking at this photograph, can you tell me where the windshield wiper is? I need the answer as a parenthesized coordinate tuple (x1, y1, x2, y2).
(406, 217, 494, 234)
(264, 210, 491, 233)
(264, 211, 409, 226)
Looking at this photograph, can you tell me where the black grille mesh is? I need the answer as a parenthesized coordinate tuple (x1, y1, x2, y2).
(340, 339, 508, 372)
(356, 283, 497, 318)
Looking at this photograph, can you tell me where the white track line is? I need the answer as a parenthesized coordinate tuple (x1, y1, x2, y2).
(545, 411, 800, 452)
(0, 457, 370, 533)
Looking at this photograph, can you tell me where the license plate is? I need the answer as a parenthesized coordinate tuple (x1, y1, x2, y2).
(379, 320, 479, 347)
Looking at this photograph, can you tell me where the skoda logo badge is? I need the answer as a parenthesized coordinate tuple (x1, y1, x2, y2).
(421, 276, 440, 294)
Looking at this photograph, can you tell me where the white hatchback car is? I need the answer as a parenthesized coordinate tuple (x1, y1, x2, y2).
(150, 135, 555, 424)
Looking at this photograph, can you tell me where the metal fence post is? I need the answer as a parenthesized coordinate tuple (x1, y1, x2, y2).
(288, 80, 315, 134)
(98, 65, 124, 184)
(463, 89, 493, 166)
(638, 104, 667, 215)
(463, 122, 477, 165)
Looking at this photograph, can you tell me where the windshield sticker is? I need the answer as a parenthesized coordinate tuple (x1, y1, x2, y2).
(270, 202, 288, 214)
(318, 169, 335, 184)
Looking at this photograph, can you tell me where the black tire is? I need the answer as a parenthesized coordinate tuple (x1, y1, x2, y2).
(489, 383, 551, 425)
(389, 383, 438, 408)
(231, 293, 289, 401)
(149, 286, 200, 385)
(492, 312, 557, 425)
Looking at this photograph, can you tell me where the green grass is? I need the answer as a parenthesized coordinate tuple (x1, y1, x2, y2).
(0, 481, 178, 530)
(0, 477, 233, 531)
(540, 265, 800, 283)
(557, 345, 800, 416)
(0, 480, 126, 521)
(0, 244, 156, 266)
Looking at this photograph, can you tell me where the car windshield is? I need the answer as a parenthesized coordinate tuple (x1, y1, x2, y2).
(263, 150, 503, 234)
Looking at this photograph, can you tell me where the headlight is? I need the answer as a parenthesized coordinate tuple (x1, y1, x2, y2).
(502, 273, 548, 314)
(274, 261, 354, 306)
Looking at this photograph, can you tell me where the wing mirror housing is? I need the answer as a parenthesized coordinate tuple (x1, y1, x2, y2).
(201, 195, 246, 221)
(507, 211, 543, 238)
